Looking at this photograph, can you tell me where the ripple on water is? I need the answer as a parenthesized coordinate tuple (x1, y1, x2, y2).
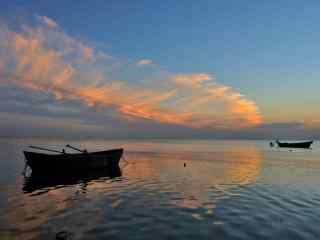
(2, 141, 320, 240)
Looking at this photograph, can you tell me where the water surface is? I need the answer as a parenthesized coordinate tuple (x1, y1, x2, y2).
(0, 138, 320, 239)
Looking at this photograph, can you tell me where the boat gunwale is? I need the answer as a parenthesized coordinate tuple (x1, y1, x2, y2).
(23, 148, 124, 157)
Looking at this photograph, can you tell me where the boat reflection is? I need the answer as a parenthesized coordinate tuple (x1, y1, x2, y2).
(5, 167, 122, 239)
(23, 167, 122, 194)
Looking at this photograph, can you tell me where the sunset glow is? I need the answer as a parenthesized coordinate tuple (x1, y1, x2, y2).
(0, 2, 319, 138)
(0, 17, 262, 132)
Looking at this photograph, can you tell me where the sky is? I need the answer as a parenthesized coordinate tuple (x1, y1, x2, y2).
(0, 0, 319, 139)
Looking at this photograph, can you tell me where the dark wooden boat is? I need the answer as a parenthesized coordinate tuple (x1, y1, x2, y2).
(276, 140, 313, 149)
(24, 147, 123, 174)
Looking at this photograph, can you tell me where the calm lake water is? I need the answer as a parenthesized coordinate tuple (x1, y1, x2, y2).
(1, 138, 320, 240)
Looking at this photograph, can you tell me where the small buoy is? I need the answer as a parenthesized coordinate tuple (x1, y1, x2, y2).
(184, 163, 186, 167)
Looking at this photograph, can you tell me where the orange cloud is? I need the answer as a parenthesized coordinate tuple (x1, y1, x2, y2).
(169, 73, 212, 88)
(0, 17, 263, 129)
(37, 15, 58, 28)
(168, 74, 262, 128)
(304, 118, 320, 129)
(136, 59, 153, 66)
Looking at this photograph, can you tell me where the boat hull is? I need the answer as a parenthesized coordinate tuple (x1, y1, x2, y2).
(276, 141, 313, 149)
(24, 149, 123, 173)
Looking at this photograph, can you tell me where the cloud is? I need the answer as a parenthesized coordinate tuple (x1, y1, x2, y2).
(241, 122, 318, 139)
(0, 112, 103, 132)
(136, 59, 153, 66)
(37, 15, 58, 28)
(303, 118, 320, 129)
(169, 73, 212, 88)
(168, 73, 262, 128)
(0, 16, 263, 133)
(80, 45, 93, 59)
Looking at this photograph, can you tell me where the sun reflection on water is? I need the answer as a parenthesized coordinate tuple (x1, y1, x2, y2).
(2, 140, 265, 239)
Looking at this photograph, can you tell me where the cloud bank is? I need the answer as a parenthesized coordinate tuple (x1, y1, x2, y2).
(0, 16, 263, 135)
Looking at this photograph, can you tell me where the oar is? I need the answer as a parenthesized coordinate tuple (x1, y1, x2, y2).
(29, 146, 64, 154)
(66, 144, 87, 153)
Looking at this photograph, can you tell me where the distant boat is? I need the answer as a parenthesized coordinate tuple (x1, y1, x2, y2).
(24, 145, 123, 174)
(276, 140, 313, 149)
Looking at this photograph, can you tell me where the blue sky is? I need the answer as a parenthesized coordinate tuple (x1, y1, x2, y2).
(0, 1, 319, 138)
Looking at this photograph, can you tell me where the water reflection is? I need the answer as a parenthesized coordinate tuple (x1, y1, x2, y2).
(224, 147, 263, 185)
(8, 139, 320, 240)
(3, 167, 122, 240)
(173, 147, 263, 212)
(122, 146, 263, 216)
(23, 167, 122, 194)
